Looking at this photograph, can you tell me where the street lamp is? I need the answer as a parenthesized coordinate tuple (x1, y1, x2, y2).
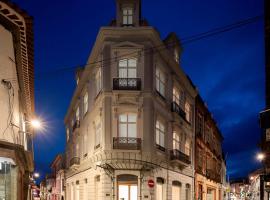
(30, 119, 42, 129)
(257, 153, 265, 162)
(33, 172, 40, 179)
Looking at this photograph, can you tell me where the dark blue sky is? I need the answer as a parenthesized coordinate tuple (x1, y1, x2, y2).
(13, 0, 265, 180)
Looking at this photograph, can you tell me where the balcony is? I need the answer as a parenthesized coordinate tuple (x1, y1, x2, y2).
(113, 78, 141, 90)
(113, 137, 141, 150)
(206, 169, 215, 180)
(170, 149, 191, 165)
(171, 102, 186, 120)
(69, 157, 80, 167)
(72, 120, 80, 132)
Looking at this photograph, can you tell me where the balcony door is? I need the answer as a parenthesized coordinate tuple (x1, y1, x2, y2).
(119, 113, 137, 143)
(118, 174, 138, 200)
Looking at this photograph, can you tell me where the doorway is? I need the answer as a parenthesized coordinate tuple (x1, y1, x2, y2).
(117, 174, 138, 200)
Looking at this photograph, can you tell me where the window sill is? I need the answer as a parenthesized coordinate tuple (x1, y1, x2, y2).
(156, 144, 166, 152)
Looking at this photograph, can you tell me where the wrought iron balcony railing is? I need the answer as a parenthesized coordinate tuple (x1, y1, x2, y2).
(70, 157, 80, 167)
(170, 149, 191, 164)
(113, 137, 141, 150)
(171, 102, 186, 120)
(72, 120, 80, 132)
(113, 78, 141, 90)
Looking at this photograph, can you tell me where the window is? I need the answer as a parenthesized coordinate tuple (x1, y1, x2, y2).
(197, 113, 203, 135)
(76, 107, 80, 121)
(83, 92, 88, 115)
(118, 58, 137, 78)
(266, 129, 270, 141)
(185, 102, 191, 122)
(119, 113, 137, 138)
(185, 139, 191, 156)
(66, 127, 70, 141)
(95, 121, 101, 148)
(96, 68, 102, 95)
(156, 68, 166, 97)
(156, 178, 164, 200)
(123, 7, 133, 25)
(185, 184, 191, 200)
(173, 87, 180, 105)
(156, 120, 165, 147)
(173, 131, 181, 150)
(174, 49, 179, 63)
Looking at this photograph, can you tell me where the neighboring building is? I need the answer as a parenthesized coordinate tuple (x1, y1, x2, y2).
(46, 173, 56, 200)
(50, 154, 65, 200)
(229, 179, 251, 200)
(64, 0, 198, 199)
(194, 95, 225, 200)
(0, 1, 35, 200)
(259, 0, 270, 199)
(249, 169, 264, 200)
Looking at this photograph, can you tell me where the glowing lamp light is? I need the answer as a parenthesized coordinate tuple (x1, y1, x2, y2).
(257, 153, 265, 161)
(31, 119, 42, 129)
(33, 172, 40, 178)
(250, 176, 254, 180)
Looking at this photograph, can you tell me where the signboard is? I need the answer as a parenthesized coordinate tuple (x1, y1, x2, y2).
(148, 179, 155, 188)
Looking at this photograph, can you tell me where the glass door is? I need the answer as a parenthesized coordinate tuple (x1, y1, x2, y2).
(118, 184, 137, 200)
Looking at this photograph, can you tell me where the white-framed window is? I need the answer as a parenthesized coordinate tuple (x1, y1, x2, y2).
(66, 127, 70, 141)
(173, 131, 181, 150)
(96, 68, 102, 95)
(185, 139, 191, 156)
(173, 87, 180, 105)
(123, 7, 133, 25)
(156, 68, 166, 97)
(95, 121, 101, 148)
(76, 107, 80, 121)
(156, 120, 165, 147)
(83, 92, 88, 115)
(185, 102, 191, 122)
(118, 58, 137, 78)
(118, 113, 137, 138)
(266, 129, 270, 141)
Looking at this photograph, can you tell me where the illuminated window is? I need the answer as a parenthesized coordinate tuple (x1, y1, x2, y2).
(96, 68, 102, 95)
(83, 92, 88, 115)
(173, 87, 180, 105)
(173, 131, 181, 150)
(185, 139, 191, 156)
(266, 129, 270, 141)
(156, 68, 166, 97)
(118, 58, 137, 78)
(119, 113, 137, 138)
(185, 102, 191, 122)
(156, 120, 165, 148)
(123, 8, 133, 25)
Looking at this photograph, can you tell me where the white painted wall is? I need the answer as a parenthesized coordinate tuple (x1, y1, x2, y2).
(0, 24, 25, 148)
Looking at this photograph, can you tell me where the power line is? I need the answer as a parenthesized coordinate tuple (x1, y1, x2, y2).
(8, 14, 264, 81)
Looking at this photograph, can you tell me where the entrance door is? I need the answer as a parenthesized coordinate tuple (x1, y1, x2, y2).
(117, 174, 138, 200)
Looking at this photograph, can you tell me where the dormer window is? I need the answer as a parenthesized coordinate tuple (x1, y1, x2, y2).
(123, 7, 133, 25)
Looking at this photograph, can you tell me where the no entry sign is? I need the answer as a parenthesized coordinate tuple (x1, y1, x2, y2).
(148, 179, 155, 188)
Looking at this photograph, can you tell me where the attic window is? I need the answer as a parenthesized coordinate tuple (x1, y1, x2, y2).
(123, 7, 133, 25)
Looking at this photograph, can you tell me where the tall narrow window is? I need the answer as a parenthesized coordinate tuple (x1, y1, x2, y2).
(172, 181, 181, 200)
(119, 58, 137, 78)
(185, 139, 191, 156)
(173, 87, 180, 105)
(66, 127, 70, 141)
(96, 68, 102, 95)
(123, 8, 133, 25)
(173, 131, 181, 150)
(119, 113, 137, 138)
(156, 120, 165, 148)
(185, 184, 191, 200)
(156, 68, 166, 97)
(76, 107, 80, 121)
(95, 121, 101, 148)
(185, 102, 191, 122)
(83, 92, 88, 115)
(197, 113, 203, 136)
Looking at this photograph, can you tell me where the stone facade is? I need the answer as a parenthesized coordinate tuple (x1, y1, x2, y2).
(0, 1, 34, 200)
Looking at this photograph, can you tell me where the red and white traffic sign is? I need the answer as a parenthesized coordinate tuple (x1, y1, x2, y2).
(148, 179, 155, 188)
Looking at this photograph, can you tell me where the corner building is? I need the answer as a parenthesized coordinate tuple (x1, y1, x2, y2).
(64, 0, 197, 199)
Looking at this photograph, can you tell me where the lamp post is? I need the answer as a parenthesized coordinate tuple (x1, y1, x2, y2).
(257, 152, 266, 200)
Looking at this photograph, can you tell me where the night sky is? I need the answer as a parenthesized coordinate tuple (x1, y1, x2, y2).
(12, 0, 265, 181)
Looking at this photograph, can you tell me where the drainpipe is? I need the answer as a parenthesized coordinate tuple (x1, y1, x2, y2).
(112, 176, 115, 200)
